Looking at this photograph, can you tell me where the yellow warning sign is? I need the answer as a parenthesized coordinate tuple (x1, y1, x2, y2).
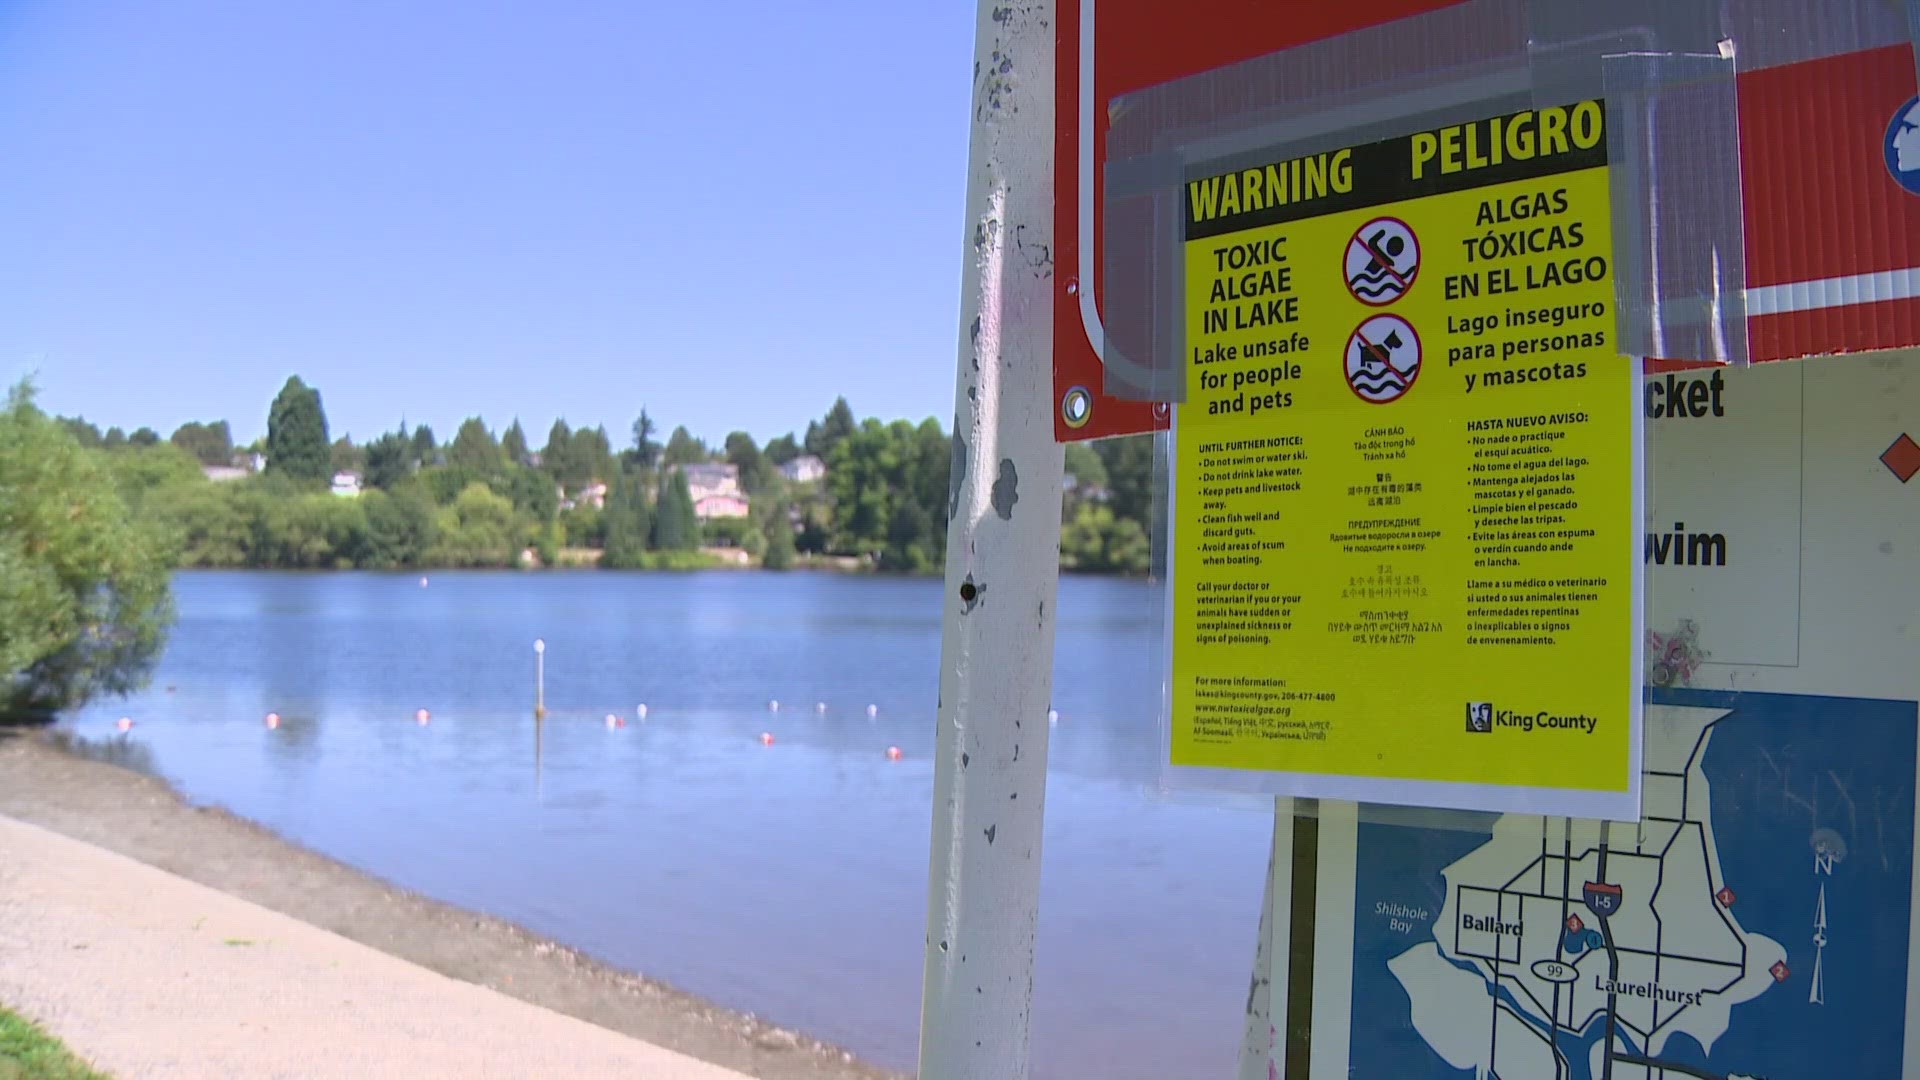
(1169, 101, 1643, 819)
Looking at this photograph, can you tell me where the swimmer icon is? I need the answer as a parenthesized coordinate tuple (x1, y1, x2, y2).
(1345, 217, 1421, 305)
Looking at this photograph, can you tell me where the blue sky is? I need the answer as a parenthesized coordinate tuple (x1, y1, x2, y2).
(0, 0, 976, 448)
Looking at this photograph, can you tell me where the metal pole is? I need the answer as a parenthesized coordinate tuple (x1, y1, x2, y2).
(1236, 824, 1277, 1080)
(1236, 800, 1291, 1080)
(534, 638, 546, 719)
(917, 0, 1062, 1075)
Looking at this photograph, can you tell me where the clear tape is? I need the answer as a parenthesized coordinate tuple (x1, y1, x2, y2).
(1098, 0, 1920, 399)
(1909, 0, 1920, 96)
(1723, 0, 1913, 72)
(1101, 0, 1536, 402)
(1601, 51, 1749, 364)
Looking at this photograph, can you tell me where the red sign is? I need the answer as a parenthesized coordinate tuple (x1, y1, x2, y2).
(1056, 2, 1920, 441)
(1053, 0, 1458, 442)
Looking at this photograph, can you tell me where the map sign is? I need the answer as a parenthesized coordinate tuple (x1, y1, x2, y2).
(1350, 689, 1915, 1079)
(1274, 353, 1920, 1079)
(1167, 101, 1643, 819)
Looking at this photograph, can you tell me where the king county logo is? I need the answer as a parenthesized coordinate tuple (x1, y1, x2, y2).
(1887, 95, 1920, 197)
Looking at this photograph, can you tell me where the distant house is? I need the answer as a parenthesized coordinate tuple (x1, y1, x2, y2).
(694, 493, 751, 520)
(780, 455, 826, 484)
(202, 465, 250, 483)
(577, 481, 609, 510)
(678, 462, 741, 501)
(330, 471, 363, 497)
(675, 462, 750, 521)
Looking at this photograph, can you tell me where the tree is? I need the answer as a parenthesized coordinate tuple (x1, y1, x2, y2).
(763, 433, 802, 465)
(1, 382, 174, 719)
(266, 376, 331, 481)
(103, 426, 127, 450)
(541, 419, 573, 480)
(163, 482, 254, 568)
(761, 503, 797, 569)
(60, 417, 103, 448)
(430, 482, 521, 567)
(883, 499, 936, 571)
(650, 469, 699, 551)
(661, 425, 707, 467)
(1064, 442, 1109, 492)
(361, 484, 438, 568)
(411, 423, 439, 465)
(129, 427, 161, 447)
(601, 474, 654, 569)
(419, 465, 476, 506)
(170, 420, 234, 466)
(501, 420, 530, 466)
(331, 435, 366, 476)
(630, 409, 659, 471)
(826, 418, 906, 557)
(560, 504, 606, 549)
(362, 430, 414, 489)
(910, 417, 951, 563)
(1093, 434, 1154, 528)
(104, 442, 203, 520)
(253, 489, 364, 568)
(448, 416, 505, 474)
(503, 465, 559, 522)
(1060, 503, 1150, 574)
(724, 431, 774, 495)
(804, 397, 857, 460)
(567, 426, 613, 488)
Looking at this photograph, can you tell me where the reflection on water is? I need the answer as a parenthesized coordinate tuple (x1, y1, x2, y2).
(66, 570, 1270, 1079)
(41, 728, 162, 776)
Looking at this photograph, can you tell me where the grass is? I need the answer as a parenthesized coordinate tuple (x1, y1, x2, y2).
(0, 1005, 109, 1080)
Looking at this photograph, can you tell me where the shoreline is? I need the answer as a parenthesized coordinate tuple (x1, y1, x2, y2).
(0, 728, 902, 1080)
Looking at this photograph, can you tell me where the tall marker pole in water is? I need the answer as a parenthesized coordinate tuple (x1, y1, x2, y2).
(918, 1, 1062, 1076)
(533, 638, 546, 719)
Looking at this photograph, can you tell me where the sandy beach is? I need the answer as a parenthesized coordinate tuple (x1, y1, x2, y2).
(0, 728, 901, 1080)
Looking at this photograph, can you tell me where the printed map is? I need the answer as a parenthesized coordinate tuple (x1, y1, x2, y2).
(1349, 689, 1916, 1078)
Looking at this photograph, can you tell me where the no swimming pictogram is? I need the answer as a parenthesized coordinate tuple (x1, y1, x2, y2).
(1345, 217, 1420, 305)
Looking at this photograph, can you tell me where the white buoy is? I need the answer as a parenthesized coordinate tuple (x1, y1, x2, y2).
(115, 717, 134, 733)
(605, 713, 625, 730)
(419, 576, 429, 588)
(415, 708, 431, 725)
(266, 712, 281, 730)
(866, 704, 879, 718)
(769, 699, 780, 712)
(815, 702, 827, 714)
(1048, 709, 1059, 725)
(636, 703, 648, 719)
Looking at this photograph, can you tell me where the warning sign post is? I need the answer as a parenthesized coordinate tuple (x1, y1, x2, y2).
(1168, 100, 1644, 819)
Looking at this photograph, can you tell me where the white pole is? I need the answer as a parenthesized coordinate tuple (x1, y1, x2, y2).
(917, 0, 1062, 1075)
(533, 638, 546, 719)
(1236, 802, 1289, 1080)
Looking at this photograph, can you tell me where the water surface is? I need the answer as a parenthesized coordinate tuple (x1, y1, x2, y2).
(69, 571, 1273, 1078)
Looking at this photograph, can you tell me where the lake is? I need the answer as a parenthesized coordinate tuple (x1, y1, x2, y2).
(64, 571, 1275, 1078)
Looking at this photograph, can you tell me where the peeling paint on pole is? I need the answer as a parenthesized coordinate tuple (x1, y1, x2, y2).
(917, 1, 1064, 1077)
(990, 459, 1019, 520)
